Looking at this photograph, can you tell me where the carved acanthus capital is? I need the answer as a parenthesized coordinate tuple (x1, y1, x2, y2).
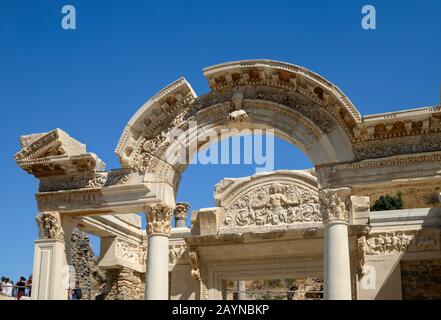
(36, 211, 64, 240)
(319, 187, 351, 224)
(174, 202, 190, 221)
(145, 203, 173, 236)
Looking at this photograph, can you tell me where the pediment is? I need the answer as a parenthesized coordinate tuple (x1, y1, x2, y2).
(15, 129, 86, 161)
(216, 170, 321, 228)
(15, 129, 104, 178)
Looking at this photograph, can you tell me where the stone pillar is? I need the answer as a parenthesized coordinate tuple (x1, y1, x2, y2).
(174, 202, 189, 228)
(144, 203, 172, 300)
(32, 211, 70, 300)
(319, 188, 352, 300)
(237, 280, 246, 300)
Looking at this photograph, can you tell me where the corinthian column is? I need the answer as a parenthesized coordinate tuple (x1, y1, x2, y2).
(144, 203, 172, 300)
(319, 188, 352, 300)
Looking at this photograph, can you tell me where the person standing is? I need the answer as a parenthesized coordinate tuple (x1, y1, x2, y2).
(10, 281, 16, 298)
(16, 276, 27, 300)
(26, 275, 32, 297)
(4, 278, 13, 297)
(0, 277, 6, 295)
(71, 281, 82, 300)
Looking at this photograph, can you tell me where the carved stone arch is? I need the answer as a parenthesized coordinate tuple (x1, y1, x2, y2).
(115, 60, 360, 204)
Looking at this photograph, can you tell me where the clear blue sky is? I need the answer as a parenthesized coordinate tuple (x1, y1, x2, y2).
(1, 0, 440, 281)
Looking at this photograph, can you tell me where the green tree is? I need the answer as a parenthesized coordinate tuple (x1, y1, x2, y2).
(371, 194, 403, 211)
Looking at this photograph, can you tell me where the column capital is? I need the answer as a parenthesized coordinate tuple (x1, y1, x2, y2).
(144, 203, 173, 236)
(35, 211, 65, 241)
(319, 187, 351, 224)
(174, 202, 189, 220)
(174, 202, 189, 228)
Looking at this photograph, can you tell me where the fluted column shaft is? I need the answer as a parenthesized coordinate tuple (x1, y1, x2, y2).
(144, 204, 172, 300)
(319, 188, 352, 300)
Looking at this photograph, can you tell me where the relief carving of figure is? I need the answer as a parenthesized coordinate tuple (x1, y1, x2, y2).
(319, 188, 350, 223)
(223, 182, 321, 227)
(252, 184, 299, 225)
(364, 229, 439, 255)
(227, 88, 248, 122)
(36, 211, 64, 240)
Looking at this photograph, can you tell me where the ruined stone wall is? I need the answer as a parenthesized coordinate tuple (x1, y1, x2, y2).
(70, 229, 106, 299)
(401, 259, 441, 299)
(101, 267, 145, 300)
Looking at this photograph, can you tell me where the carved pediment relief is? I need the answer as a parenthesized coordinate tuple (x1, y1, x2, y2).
(219, 170, 320, 227)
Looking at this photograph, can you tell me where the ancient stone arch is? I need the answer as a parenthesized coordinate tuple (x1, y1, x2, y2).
(15, 59, 441, 300)
(115, 60, 360, 202)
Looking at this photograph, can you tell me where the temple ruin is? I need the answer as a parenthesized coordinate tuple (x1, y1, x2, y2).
(14, 60, 441, 300)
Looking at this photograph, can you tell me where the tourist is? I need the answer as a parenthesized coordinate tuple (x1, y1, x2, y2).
(71, 281, 83, 300)
(3, 278, 13, 297)
(10, 280, 16, 298)
(0, 277, 6, 296)
(26, 275, 32, 297)
(16, 276, 27, 300)
(0, 277, 5, 294)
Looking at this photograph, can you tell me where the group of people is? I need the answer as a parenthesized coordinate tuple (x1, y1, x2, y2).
(0, 275, 32, 299)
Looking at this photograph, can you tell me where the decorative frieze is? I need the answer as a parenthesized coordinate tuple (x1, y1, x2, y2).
(360, 229, 440, 255)
(39, 169, 132, 192)
(115, 238, 145, 266)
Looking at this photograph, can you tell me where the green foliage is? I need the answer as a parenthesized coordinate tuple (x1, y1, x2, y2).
(371, 193, 403, 211)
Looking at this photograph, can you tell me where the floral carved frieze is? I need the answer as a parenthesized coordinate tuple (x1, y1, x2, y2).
(39, 169, 132, 192)
(223, 182, 321, 227)
(359, 229, 440, 256)
(191, 86, 337, 134)
(115, 238, 145, 266)
(353, 132, 441, 160)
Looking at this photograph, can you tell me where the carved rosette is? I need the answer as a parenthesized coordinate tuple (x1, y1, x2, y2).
(36, 211, 64, 240)
(319, 188, 351, 224)
(174, 202, 190, 221)
(145, 204, 173, 236)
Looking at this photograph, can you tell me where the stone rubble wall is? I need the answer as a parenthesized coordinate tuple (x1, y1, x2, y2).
(101, 267, 145, 300)
(70, 229, 146, 300)
(401, 259, 441, 299)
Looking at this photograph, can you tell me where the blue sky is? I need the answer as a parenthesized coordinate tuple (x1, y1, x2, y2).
(0, 0, 440, 280)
